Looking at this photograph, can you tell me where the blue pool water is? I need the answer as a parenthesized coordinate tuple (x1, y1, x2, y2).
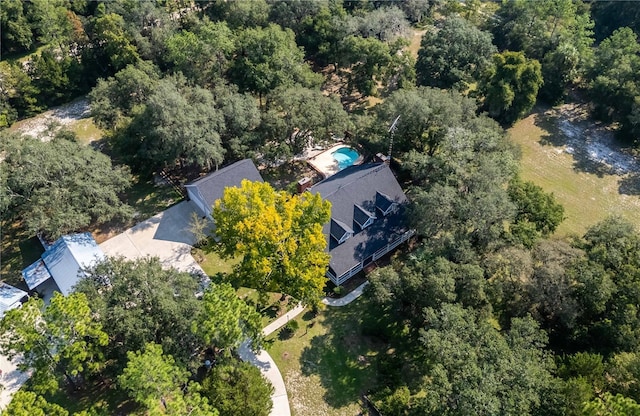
(332, 147, 360, 170)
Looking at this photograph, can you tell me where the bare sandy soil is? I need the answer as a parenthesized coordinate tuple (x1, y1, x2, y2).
(9, 98, 96, 141)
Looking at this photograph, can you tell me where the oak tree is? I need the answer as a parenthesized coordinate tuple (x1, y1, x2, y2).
(480, 51, 543, 125)
(416, 17, 496, 91)
(1, 131, 133, 240)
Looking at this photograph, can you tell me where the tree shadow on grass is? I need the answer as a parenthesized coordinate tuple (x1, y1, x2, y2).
(533, 105, 638, 178)
(262, 305, 280, 321)
(533, 112, 566, 147)
(619, 172, 640, 195)
(299, 299, 385, 409)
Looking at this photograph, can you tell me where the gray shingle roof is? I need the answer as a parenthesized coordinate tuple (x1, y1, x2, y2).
(310, 163, 408, 279)
(185, 159, 263, 212)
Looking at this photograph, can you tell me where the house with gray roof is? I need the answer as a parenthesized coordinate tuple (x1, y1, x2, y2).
(310, 163, 414, 286)
(22, 232, 105, 296)
(185, 159, 264, 219)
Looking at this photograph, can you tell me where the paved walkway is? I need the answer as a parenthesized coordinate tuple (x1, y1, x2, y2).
(322, 281, 369, 306)
(241, 281, 369, 416)
(0, 196, 370, 415)
(262, 303, 305, 337)
(239, 342, 291, 416)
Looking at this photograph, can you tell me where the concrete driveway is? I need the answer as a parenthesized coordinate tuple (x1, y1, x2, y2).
(0, 355, 30, 409)
(99, 201, 208, 275)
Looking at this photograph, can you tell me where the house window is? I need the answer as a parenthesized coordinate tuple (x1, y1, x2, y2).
(330, 218, 353, 244)
(375, 191, 396, 216)
(354, 204, 376, 230)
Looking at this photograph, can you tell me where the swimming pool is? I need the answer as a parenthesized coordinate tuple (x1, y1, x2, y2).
(332, 147, 360, 170)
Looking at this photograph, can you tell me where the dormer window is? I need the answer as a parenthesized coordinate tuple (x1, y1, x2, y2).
(330, 218, 353, 244)
(354, 204, 376, 230)
(375, 191, 396, 216)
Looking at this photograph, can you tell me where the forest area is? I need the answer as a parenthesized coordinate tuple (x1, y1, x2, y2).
(3, 0, 640, 415)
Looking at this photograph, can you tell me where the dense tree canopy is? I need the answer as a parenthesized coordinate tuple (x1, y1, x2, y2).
(229, 24, 322, 99)
(416, 305, 553, 416)
(416, 16, 496, 90)
(164, 20, 235, 87)
(260, 86, 350, 158)
(202, 359, 273, 416)
(89, 60, 160, 131)
(192, 282, 262, 351)
(213, 180, 331, 303)
(124, 75, 226, 171)
(589, 27, 640, 135)
(76, 257, 204, 367)
(118, 343, 189, 413)
(2, 391, 69, 416)
(1, 131, 133, 239)
(508, 177, 565, 247)
(480, 51, 543, 125)
(6, 2, 640, 414)
(370, 87, 478, 156)
(0, 293, 108, 393)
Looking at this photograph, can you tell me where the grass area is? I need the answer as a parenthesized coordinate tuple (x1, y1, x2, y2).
(92, 177, 183, 243)
(237, 287, 294, 327)
(509, 107, 640, 237)
(0, 223, 45, 288)
(190, 249, 291, 327)
(407, 28, 427, 60)
(2, 44, 47, 64)
(266, 297, 384, 416)
(69, 118, 103, 144)
(191, 248, 238, 277)
(123, 178, 183, 221)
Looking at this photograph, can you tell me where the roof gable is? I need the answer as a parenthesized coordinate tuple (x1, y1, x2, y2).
(310, 163, 409, 277)
(376, 191, 396, 215)
(354, 204, 376, 229)
(330, 218, 354, 243)
(41, 232, 105, 295)
(185, 159, 263, 211)
(0, 282, 28, 316)
(23, 259, 52, 290)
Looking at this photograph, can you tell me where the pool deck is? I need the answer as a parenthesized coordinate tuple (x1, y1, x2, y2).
(307, 144, 364, 178)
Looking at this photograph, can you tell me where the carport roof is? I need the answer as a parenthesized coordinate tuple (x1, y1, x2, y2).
(0, 282, 28, 317)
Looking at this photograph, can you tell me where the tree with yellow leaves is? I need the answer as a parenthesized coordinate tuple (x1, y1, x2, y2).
(213, 180, 331, 304)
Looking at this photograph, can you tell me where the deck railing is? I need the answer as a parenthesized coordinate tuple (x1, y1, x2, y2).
(328, 229, 415, 286)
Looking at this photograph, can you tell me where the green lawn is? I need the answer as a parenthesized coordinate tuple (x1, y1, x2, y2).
(266, 297, 384, 416)
(191, 248, 238, 277)
(190, 249, 291, 327)
(509, 106, 640, 237)
(123, 178, 183, 221)
(69, 118, 103, 144)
